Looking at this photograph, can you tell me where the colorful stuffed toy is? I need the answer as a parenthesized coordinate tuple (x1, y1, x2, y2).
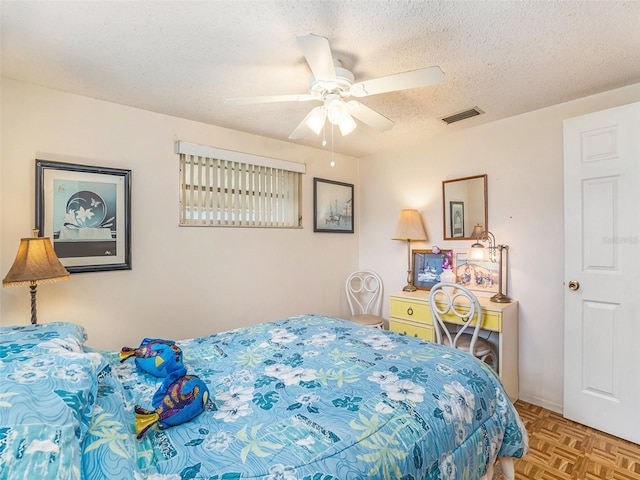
(119, 338, 186, 378)
(134, 374, 209, 439)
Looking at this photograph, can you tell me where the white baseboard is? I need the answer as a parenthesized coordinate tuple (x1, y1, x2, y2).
(517, 392, 563, 414)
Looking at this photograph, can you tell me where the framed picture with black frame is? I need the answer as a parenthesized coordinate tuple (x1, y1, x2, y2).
(313, 178, 354, 233)
(35, 159, 131, 273)
(450, 201, 465, 238)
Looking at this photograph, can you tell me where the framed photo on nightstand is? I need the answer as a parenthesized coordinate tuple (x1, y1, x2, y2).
(412, 249, 453, 290)
(454, 251, 505, 295)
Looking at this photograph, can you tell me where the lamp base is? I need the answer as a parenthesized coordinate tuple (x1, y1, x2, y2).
(29, 284, 38, 325)
(490, 292, 512, 303)
(402, 284, 417, 292)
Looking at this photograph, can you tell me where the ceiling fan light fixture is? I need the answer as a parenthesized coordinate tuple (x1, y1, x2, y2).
(338, 112, 357, 136)
(325, 94, 356, 135)
(326, 96, 347, 125)
(229, 34, 445, 141)
(305, 107, 327, 135)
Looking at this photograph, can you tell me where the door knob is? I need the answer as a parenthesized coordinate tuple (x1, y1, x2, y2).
(568, 280, 580, 291)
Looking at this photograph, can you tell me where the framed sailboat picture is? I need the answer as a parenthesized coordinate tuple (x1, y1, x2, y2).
(412, 249, 453, 290)
(313, 178, 354, 233)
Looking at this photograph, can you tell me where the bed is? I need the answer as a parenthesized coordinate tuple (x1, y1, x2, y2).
(0, 314, 528, 479)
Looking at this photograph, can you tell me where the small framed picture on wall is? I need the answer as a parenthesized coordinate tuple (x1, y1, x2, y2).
(313, 178, 354, 233)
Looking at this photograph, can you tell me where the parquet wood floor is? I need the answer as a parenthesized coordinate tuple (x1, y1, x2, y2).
(496, 401, 640, 480)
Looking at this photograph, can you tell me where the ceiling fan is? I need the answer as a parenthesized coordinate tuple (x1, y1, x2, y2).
(225, 34, 444, 139)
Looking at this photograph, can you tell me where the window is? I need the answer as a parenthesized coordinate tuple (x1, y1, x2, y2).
(177, 142, 305, 228)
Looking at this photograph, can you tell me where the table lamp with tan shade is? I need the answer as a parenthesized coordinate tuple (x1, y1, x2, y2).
(393, 209, 427, 292)
(3, 230, 70, 324)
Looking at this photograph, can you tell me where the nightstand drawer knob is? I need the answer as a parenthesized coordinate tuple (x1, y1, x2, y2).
(407, 307, 414, 316)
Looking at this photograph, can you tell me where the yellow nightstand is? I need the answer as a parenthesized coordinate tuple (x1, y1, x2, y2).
(389, 290, 519, 401)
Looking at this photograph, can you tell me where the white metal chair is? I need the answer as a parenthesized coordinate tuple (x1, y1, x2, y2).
(429, 282, 497, 370)
(345, 270, 384, 328)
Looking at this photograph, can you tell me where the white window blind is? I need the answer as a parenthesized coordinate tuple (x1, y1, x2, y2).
(177, 142, 305, 228)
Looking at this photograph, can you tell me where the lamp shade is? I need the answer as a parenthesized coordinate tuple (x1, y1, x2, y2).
(3, 236, 70, 287)
(305, 106, 327, 135)
(467, 243, 488, 261)
(338, 112, 357, 136)
(471, 225, 484, 238)
(393, 209, 427, 241)
(326, 96, 346, 125)
(467, 228, 496, 262)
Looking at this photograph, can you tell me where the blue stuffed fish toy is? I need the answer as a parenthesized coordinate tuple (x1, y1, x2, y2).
(135, 374, 209, 439)
(120, 338, 186, 378)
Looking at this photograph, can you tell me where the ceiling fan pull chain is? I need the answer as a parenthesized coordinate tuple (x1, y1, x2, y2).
(330, 124, 336, 167)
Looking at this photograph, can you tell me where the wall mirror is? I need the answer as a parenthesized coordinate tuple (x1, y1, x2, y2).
(442, 174, 488, 240)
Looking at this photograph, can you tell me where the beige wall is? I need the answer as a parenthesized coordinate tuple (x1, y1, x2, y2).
(0, 79, 359, 349)
(4, 77, 640, 414)
(358, 82, 640, 412)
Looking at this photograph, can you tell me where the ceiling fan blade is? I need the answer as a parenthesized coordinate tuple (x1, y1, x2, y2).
(296, 33, 337, 83)
(288, 106, 325, 139)
(347, 101, 395, 132)
(225, 94, 315, 105)
(350, 66, 444, 98)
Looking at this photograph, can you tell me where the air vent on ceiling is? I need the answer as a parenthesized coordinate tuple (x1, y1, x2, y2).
(441, 107, 484, 125)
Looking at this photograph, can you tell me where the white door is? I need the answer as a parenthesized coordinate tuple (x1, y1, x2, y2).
(563, 102, 640, 445)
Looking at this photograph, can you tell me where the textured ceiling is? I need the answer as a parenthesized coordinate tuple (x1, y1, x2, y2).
(2, 1, 640, 158)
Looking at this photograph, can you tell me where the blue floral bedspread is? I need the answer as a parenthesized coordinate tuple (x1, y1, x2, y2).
(0, 322, 105, 480)
(86, 315, 527, 479)
(0, 315, 528, 479)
